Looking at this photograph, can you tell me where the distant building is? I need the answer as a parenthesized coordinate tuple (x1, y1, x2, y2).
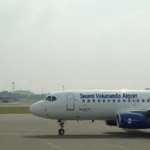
(0, 96, 16, 103)
(13, 90, 34, 95)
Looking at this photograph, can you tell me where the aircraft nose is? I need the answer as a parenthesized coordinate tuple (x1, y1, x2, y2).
(29, 100, 44, 117)
(29, 103, 37, 114)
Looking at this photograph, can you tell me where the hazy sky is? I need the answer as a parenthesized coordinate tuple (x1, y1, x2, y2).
(1, 0, 150, 93)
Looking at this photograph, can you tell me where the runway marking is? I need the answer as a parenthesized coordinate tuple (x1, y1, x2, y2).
(104, 142, 130, 150)
(48, 142, 62, 150)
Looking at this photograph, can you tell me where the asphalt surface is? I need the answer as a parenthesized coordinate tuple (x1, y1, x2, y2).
(0, 114, 150, 150)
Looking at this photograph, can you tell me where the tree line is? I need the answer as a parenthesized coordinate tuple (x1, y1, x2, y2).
(0, 91, 48, 101)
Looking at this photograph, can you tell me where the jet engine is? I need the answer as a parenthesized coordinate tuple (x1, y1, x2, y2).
(116, 112, 150, 129)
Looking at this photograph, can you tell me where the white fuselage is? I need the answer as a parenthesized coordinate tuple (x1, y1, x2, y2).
(30, 90, 150, 121)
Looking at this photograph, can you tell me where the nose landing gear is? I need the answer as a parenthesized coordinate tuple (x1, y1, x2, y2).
(58, 128, 65, 135)
(57, 120, 65, 135)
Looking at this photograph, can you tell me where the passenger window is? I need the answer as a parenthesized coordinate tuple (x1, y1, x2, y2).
(108, 99, 110, 103)
(103, 99, 105, 103)
(128, 99, 130, 102)
(82, 99, 85, 103)
(142, 99, 145, 102)
(88, 99, 90, 103)
(118, 99, 120, 102)
(147, 99, 150, 102)
(52, 96, 57, 101)
(45, 96, 51, 101)
(137, 99, 139, 102)
(98, 99, 100, 103)
(113, 99, 115, 103)
(123, 99, 125, 103)
(93, 99, 95, 103)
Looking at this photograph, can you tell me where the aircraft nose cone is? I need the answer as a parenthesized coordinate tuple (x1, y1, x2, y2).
(29, 103, 37, 114)
(29, 100, 44, 117)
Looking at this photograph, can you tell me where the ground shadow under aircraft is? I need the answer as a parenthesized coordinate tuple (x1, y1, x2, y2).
(23, 130, 150, 140)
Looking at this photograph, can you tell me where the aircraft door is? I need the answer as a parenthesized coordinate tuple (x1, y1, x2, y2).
(66, 93, 75, 110)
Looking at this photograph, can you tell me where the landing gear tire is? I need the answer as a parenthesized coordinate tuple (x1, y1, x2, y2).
(57, 120, 65, 135)
(58, 129, 65, 135)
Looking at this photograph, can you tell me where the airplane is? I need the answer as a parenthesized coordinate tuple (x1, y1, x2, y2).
(29, 89, 150, 135)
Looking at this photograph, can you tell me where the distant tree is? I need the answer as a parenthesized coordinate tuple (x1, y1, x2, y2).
(0, 90, 48, 101)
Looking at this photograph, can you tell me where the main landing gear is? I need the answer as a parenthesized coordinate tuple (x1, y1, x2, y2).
(57, 120, 65, 135)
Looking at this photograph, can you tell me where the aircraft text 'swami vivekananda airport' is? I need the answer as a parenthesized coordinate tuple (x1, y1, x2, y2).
(30, 89, 150, 135)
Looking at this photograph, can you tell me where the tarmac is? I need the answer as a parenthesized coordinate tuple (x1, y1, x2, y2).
(0, 114, 150, 150)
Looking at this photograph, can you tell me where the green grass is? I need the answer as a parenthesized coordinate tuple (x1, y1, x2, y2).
(0, 106, 30, 114)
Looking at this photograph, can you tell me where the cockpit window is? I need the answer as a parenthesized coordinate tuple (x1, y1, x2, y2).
(52, 96, 57, 101)
(45, 96, 57, 102)
(45, 96, 51, 101)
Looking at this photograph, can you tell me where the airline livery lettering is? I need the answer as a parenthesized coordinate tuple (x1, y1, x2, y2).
(80, 93, 137, 99)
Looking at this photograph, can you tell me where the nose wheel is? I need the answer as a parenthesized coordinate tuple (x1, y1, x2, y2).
(57, 120, 65, 136)
(58, 129, 65, 135)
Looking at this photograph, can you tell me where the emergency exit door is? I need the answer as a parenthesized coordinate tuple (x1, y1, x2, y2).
(66, 93, 75, 110)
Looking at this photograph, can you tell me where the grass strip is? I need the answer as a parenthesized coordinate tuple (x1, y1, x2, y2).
(0, 106, 30, 114)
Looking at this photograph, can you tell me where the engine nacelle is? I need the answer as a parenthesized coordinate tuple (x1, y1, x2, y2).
(117, 112, 150, 129)
(105, 120, 117, 126)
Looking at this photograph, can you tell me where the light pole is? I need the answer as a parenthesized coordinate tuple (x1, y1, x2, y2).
(12, 82, 15, 92)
